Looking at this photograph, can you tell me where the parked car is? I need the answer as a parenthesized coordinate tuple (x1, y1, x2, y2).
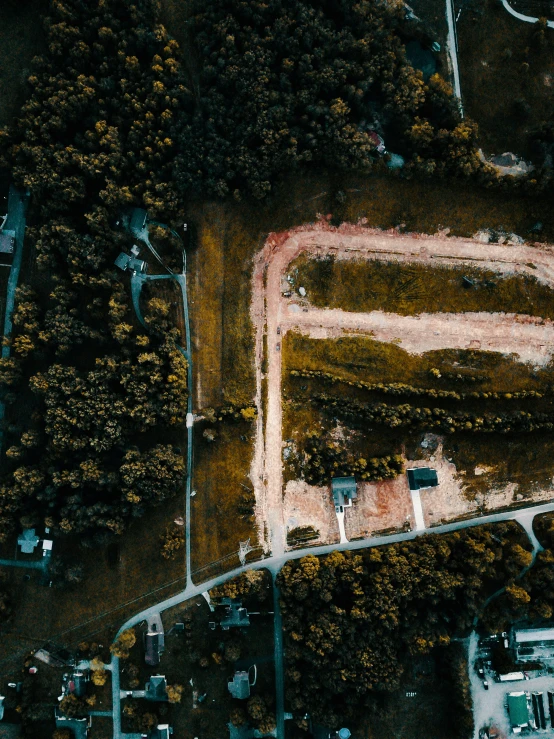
(277, 326, 281, 335)
(483, 681, 489, 690)
(276, 343, 280, 351)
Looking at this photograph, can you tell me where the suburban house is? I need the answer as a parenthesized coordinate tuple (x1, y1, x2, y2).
(68, 671, 88, 698)
(17, 529, 39, 554)
(144, 675, 168, 702)
(227, 667, 257, 700)
(114, 252, 147, 274)
(507, 692, 529, 731)
(220, 598, 250, 630)
(406, 467, 439, 491)
(331, 477, 357, 513)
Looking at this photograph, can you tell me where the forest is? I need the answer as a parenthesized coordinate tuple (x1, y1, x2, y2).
(0, 0, 189, 543)
(176, 0, 487, 198)
(277, 524, 532, 728)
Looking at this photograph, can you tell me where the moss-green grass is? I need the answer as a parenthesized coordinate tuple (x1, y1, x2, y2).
(291, 257, 554, 318)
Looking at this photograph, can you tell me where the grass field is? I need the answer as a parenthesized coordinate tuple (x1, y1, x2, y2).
(291, 258, 554, 318)
(456, 0, 554, 158)
(282, 332, 554, 499)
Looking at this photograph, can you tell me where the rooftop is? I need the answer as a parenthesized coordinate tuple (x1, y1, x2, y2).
(508, 692, 529, 728)
(407, 467, 439, 491)
(228, 671, 251, 700)
(515, 627, 554, 643)
(17, 528, 39, 554)
(145, 675, 168, 702)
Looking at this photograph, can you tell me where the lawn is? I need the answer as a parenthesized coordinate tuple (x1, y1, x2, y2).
(290, 257, 554, 318)
(456, 0, 554, 158)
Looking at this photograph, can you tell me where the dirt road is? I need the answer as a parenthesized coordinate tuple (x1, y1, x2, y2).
(250, 221, 554, 554)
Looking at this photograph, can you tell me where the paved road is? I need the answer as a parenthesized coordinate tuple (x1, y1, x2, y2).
(446, 0, 463, 111)
(500, 0, 554, 26)
(109, 501, 554, 739)
(0, 186, 28, 456)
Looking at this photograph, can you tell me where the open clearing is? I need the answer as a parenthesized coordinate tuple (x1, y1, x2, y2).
(252, 221, 554, 553)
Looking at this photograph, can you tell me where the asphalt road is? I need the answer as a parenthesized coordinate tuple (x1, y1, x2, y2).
(109, 501, 554, 739)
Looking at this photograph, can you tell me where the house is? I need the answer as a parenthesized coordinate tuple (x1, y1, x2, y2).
(144, 675, 168, 702)
(68, 671, 87, 698)
(114, 252, 147, 274)
(331, 477, 357, 512)
(507, 692, 529, 730)
(130, 208, 148, 237)
(228, 671, 251, 700)
(17, 529, 39, 555)
(406, 468, 438, 491)
(0, 230, 15, 254)
(220, 599, 250, 630)
(55, 708, 90, 739)
(367, 131, 386, 154)
(145, 632, 162, 666)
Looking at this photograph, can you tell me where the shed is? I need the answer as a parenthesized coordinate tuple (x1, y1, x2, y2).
(145, 675, 168, 702)
(508, 692, 529, 728)
(331, 477, 357, 509)
(228, 671, 251, 699)
(130, 208, 147, 237)
(17, 529, 39, 554)
(406, 468, 438, 491)
(145, 632, 161, 666)
(0, 230, 15, 254)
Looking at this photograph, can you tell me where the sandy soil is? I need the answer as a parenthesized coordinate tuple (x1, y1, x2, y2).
(285, 306, 554, 365)
(250, 220, 554, 553)
(283, 480, 340, 545)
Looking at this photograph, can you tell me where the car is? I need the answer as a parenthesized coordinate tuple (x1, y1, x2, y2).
(277, 326, 281, 335)
(276, 343, 280, 351)
(483, 681, 489, 690)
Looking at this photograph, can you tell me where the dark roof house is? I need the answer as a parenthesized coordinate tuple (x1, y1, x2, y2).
(331, 477, 357, 510)
(130, 208, 147, 237)
(221, 599, 250, 630)
(70, 671, 87, 698)
(145, 632, 161, 667)
(406, 468, 438, 491)
(145, 675, 168, 702)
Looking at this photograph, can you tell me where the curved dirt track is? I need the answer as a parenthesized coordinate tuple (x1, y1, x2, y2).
(251, 221, 554, 555)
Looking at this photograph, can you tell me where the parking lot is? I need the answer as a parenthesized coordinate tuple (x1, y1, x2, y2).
(469, 632, 554, 738)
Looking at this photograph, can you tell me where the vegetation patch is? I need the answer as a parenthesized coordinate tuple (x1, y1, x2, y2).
(291, 256, 554, 317)
(278, 525, 529, 728)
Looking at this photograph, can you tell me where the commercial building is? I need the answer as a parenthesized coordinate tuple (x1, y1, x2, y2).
(507, 692, 529, 731)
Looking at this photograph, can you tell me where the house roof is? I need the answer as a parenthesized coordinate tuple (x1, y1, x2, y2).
(515, 627, 554, 643)
(228, 671, 251, 699)
(145, 632, 161, 666)
(407, 468, 438, 491)
(508, 692, 528, 727)
(145, 675, 168, 702)
(17, 529, 39, 554)
(331, 477, 357, 504)
(221, 601, 250, 629)
(0, 231, 15, 254)
(114, 252, 131, 271)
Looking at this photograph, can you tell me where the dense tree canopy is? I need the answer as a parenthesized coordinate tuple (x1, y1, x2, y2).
(175, 0, 484, 198)
(278, 525, 529, 726)
(0, 0, 188, 541)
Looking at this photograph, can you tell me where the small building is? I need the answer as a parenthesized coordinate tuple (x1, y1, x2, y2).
(17, 529, 39, 555)
(331, 477, 357, 512)
(145, 632, 162, 666)
(0, 230, 15, 254)
(228, 671, 251, 700)
(114, 252, 147, 274)
(70, 671, 87, 698)
(221, 599, 250, 630)
(406, 468, 438, 491)
(367, 131, 386, 154)
(130, 207, 148, 237)
(150, 725, 173, 739)
(145, 675, 168, 702)
(507, 692, 529, 730)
